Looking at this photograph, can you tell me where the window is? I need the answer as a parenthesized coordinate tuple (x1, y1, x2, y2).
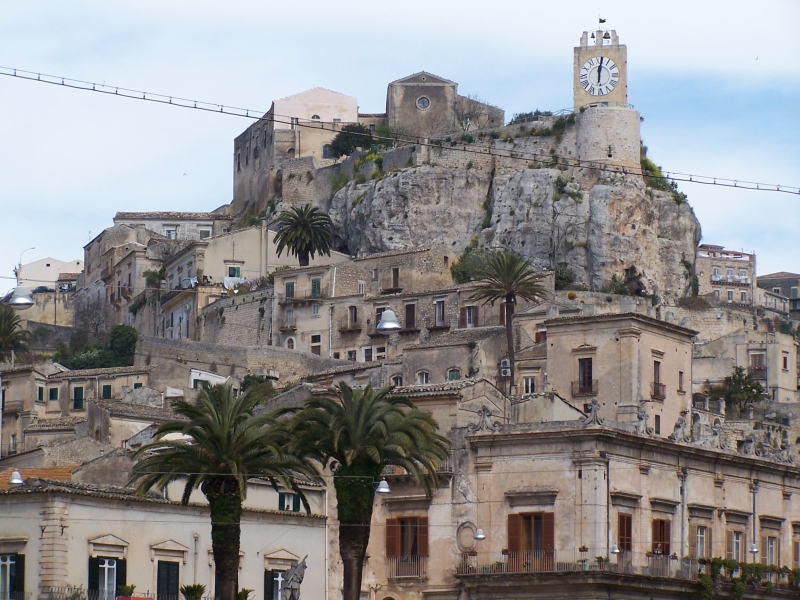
(739, 269, 747, 277)
(0, 554, 24, 597)
(417, 371, 430, 385)
(618, 513, 633, 553)
(653, 360, 661, 384)
(416, 96, 431, 110)
(691, 525, 709, 559)
(156, 561, 179, 600)
(333, 352, 340, 359)
(460, 306, 477, 328)
(578, 358, 593, 392)
(285, 281, 295, 298)
(133, 383, 142, 389)
(386, 517, 429, 558)
(371, 268, 378, 282)
(347, 350, 357, 362)
(358, 282, 365, 295)
(434, 300, 445, 327)
(363, 347, 373, 362)
(448, 368, 461, 381)
(713, 267, 721, 279)
(311, 114, 320, 121)
(713, 290, 720, 298)
(369, 124, 376, 133)
(392, 267, 400, 289)
(290, 117, 298, 129)
(783, 353, 790, 371)
(654, 415, 661, 435)
(237, 153, 241, 171)
(199, 229, 211, 239)
(793, 287, 799, 299)
(287, 148, 295, 159)
(88, 557, 125, 599)
(678, 371, 685, 392)
(286, 309, 295, 327)
(375, 306, 386, 324)
(652, 519, 671, 555)
(727, 268, 734, 277)
(727, 531, 745, 562)
(228, 266, 241, 278)
(311, 278, 321, 298)
(507, 512, 555, 557)
(762, 535, 779, 568)
(348, 305, 358, 326)
(102, 385, 112, 399)
(279, 492, 301, 512)
(322, 144, 333, 159)
(73, 387, 84, 410)
(166, 228, 177, 240)
(405, 304, 416, 329)
(332, 118, 341, 124)
(524, 376, 536, 395)
(37, 386, 44, 402)
(245, 145, 249, 165)
(375, 346, 386, 360)
(741, 292, 747, 302)
(392, 375, 403, 387)
(773, 287, 782, 294)
(727, 291, 733, 302)
(285, 338, 294, 350)
(312, 303, 320, 317)
(265, 569, 287, 600)
(311, 335, 321, 356)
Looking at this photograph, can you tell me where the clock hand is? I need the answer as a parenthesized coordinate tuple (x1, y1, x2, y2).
(597, 57, 603, 84)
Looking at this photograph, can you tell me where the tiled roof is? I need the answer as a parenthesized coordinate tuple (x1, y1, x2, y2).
(516, 342, 547, 360)
(91, 400, 179, 422)
(49, 365, 153, 380)
(56, 273, 81, 282)
(758, 272, 800, 279)
(115, 211, 233, 220)
(0, 467, 75, 490)
(0, 364, 44, 375)
(25, 417, 86, 431)
(544, 312, 698, 336)
(309, 361, 383, 378)
(391, 378, 486, 396)
(354, 247, 433, 261)
(407, 327, 505, 349)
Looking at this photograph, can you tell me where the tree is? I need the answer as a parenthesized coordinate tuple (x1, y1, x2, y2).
(283, 383, 450, 600)
(273, 205, 334, 267)
(0, 306, 32, 362)
(330, 124, 373, 159)
(471, 252, 547, 386)
(129, 385, 317, 600)
(454, 94, 503, 131)
(73, 294, 110, 346)
(374, 124, 413, 149)
(707, 366, 766, 418)
(109, 325, 138, 366)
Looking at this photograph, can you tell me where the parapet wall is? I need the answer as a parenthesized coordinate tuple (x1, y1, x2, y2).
(200, 289, 273, 347)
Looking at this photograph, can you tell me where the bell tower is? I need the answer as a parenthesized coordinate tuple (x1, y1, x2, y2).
(573, 29, 627, 111)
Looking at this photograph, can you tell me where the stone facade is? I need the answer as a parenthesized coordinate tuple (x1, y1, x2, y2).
(696, 244, 757, 304)
(113, 211, 233, 240)
(758, 272, 800, 316)
(573, 30, 628, 110)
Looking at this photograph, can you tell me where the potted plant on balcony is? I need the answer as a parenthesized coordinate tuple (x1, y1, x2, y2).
(596, 556, 608, 570)
(501, 548, 509, 556)
(180, 584, 207, 600)
(467, 549, 478, 557)
(118, 585, 145, 600)
(579, 545, 589, 553)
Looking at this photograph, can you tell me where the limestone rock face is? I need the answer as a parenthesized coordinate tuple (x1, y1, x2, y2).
(327, 159, 701, 301)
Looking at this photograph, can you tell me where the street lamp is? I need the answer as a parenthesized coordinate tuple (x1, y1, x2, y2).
(376, 479, 391, 494)
(749, 542, 759, 558)
(9, 471, 24, 487)
(7, 286, 34, 310)
(376, 309, 402, 333)
(610, 544, 620, 554)
(473, 528, 486, 541)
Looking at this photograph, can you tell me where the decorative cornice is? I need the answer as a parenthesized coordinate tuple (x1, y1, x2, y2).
(505, 488, 559, 507)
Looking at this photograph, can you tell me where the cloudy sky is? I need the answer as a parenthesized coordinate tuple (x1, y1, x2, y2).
(1, 1, 798, 294)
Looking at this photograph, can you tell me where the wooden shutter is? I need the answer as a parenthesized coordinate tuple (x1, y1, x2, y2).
(116, 558, 127, 589)
(726, 531, 733, 559)
(777, 539, 781, 567)
(652, 520, 660, 553)
(688, 525, 697, 558)
(761, 536, 768, 565)
(418, 517, 429, 556)
(618, 514, 632, 552)
(742, 534, 747, 563)
(508, 514, 522, 553)
(794, 541, 799, 567)
(12, 554, 24, 593)
(406, 304, 415, 329)
(664, 521, 671, 555)
(88, 557, 100, 590)
(386, 518, 400, 557)
(459, 307, 467, 328)
(542, 512, 555, 550)
(293, 494, 301, 512)
(707, 528, 713, 560)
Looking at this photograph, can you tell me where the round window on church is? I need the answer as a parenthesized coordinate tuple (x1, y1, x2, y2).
(416, 96, 431, 111)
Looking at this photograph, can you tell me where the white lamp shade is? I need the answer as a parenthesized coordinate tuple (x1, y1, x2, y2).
(9, 471, 24, 486)
(610, 544, 620, 554)
(474, 528, 486, 540)
(749, 543, 759, 554)
(376, 479, 391, 494)
(8, 287, 34, 310)
(376, 309, 402, 332)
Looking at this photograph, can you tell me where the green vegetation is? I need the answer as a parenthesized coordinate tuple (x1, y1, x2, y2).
(180, 584, 206, 600)
(640, 150, 689, 205)
(54, 325, 138, 370)
(676, 296, 710, 310)
(374, 124, 412, 149)
(508, 110, 553, 125)
(330, 172, 350, 197)
(554, 176, 583, 200)
(0, 306, 33, 362)
(451, 244, 492, 284)
(353, 173, 367, 185)
(460, 134, 474, 143)
(282, 382, 450, 600)
(601, 274, 630, 295)
(707, 366, 766, 418)
(238, 213, 262, 229)
(370, 170, 385, 182)
(130, 384, 317, 600)
(354, 152, 383, 170)
(330, 124, 373, 158)
(554, 263, 576, 290)
(143, 267, 166, 288)
(273, 205, 334, 267)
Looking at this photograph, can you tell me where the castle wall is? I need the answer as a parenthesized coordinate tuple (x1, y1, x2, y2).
(576, 106, 641, 171)
(200, 288, 273, 347)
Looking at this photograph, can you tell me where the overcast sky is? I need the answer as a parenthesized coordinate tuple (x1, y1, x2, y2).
(1, 1, 798, 295)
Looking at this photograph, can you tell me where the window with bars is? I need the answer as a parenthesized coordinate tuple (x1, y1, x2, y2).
(618, 513, 632, 552)
(508, 512, 555, 554)
(386, 517, 429, 557)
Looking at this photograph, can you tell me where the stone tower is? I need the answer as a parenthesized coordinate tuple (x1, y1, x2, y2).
(574, 30, 641, 172)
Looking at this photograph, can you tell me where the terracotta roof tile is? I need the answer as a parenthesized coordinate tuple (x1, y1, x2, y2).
(0, 466, 75, 489)
(115, 211, 233, 220)
(407, 327, 505, 349)
(56, 273, 81, 282)
(49, 365, 153, 380)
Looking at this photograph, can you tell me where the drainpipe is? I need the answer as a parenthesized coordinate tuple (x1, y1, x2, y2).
(752, 480, 759, 553)
(328, 305, 334, 358)
(680, 467, 688, 558)
(193, 531, 199, 583)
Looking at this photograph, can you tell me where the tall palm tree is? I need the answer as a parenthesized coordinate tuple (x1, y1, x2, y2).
(273, 205, 334, 267)
(128, 385, 318, 600)
(0, 306, 32, 363)
(470, 252, 547, 387)
(283, 383, 450, 600)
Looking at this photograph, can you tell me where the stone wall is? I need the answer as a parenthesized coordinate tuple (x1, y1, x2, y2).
(200, 289, 273, 346)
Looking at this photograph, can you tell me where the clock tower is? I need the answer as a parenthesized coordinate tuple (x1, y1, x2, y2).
(573, 29, 627, 110)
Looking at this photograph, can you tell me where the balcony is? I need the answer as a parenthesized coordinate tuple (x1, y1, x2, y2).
(388, 555, 427, 579)
(382, 453, 453, 476)
(571, 380, 598, 397)
(748, 366, 767, 380)
(650, 381, 666, 401)
(338, 318, 362, 332)
(277, 289, 327, 304)
(710, 275, 751, 286)
(427, 319, 451, 331)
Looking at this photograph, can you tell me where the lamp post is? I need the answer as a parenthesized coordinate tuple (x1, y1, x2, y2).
(376, 308, 402, 333)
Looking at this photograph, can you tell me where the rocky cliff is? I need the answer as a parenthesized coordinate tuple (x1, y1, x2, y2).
(324, 126, 701, 301)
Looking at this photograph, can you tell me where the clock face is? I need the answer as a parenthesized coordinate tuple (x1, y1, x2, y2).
(579, 56, 620, 96)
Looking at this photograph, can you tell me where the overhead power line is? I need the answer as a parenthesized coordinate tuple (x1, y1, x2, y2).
(1, 65, 798, 195)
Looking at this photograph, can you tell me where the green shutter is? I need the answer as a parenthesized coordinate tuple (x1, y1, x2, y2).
(88, 557, 100, 590)
(278, 492, 285, 510)
(49, 388, 58, 401)
(133, 383, 143, 389)
(116, 558, 127, 590)
(293, 494, 301, 512)
(285, 282, 295, 298)
(102, 385, 112, 399)
(311, 279, 321, 298)
(12, 554, 24, 593)
(38, 387, 44, 402)
(73, 387, 84, 410)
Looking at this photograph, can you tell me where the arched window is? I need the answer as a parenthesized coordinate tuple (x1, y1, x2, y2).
(322, 144, 333, 159)
(447, 368, 461, 381)
(285, 338, 295, 350)
(391, 375, 403, 387)
(311, 114, 321, 121)
(417, 371, 429, 385)
(287, 148, 295, 159)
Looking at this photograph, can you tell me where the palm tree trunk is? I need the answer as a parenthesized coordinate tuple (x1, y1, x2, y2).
(334, 463, 382, 600)
(298, 249, 310, 267)
(204, 479, 243, 600)
(505, 295, 515, 393)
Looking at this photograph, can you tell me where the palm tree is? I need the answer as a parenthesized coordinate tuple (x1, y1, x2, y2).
(273, 205, 334, 267)
(128, 385, 318, 600)
(0, 306, 32, 363)
(283, 383, 450, 600)
(470, 252, 547, 387)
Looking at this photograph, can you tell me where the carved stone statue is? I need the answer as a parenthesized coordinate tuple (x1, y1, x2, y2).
(281, 556, 307, 600)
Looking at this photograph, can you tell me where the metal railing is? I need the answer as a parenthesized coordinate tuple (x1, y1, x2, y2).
(277, 289, 327, 302)
(748, 366, 767, 380)
(571, 380, 598, 397)
(382, 453, 453, 476)
(457, 549, 683, 578)
(0, 592, 32, 600)
(388, 555, 428, 578)
(338, 318, 362, 332)
(650, 382, 666, 401)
